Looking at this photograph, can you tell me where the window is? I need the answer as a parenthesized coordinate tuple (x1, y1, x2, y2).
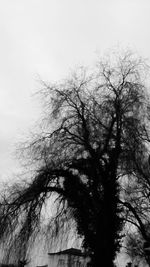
(58, 259, 65, 267)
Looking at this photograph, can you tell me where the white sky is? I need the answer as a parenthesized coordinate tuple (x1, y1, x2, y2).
(0, 0, 150, 181)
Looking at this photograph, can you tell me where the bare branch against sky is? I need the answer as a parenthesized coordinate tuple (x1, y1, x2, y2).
(1, 0, 150, 180)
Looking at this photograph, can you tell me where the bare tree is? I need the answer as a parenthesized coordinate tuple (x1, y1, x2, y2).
(121, 151, 150, 266)
(0, 52, 150, 267)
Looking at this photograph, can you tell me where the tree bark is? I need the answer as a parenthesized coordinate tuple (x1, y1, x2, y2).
(91, 180, 119, 267)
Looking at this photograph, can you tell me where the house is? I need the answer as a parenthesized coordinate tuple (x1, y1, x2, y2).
(48, 248, 91, 267)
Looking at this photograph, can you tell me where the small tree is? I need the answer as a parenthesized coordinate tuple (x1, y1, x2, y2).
(0, 52, 150, 267)
(126, 231, 146, 266)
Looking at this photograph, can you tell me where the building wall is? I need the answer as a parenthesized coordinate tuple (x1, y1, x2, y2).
(48, 254, 90, 267)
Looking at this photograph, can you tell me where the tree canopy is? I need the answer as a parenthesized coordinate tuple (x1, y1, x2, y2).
(0, 52, 150, 267)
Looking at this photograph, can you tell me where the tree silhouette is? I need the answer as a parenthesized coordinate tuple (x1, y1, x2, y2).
(0, 52, 150, 267)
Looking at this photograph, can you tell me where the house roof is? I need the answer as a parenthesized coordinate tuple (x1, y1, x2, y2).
(48, 248, 88, 257)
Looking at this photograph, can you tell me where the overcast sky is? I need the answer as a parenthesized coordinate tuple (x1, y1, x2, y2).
(1, 0, 150, 182)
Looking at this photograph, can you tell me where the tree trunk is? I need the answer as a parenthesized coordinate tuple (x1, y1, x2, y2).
(91, 180, 120, 267)
(92, 247, 115, 267)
